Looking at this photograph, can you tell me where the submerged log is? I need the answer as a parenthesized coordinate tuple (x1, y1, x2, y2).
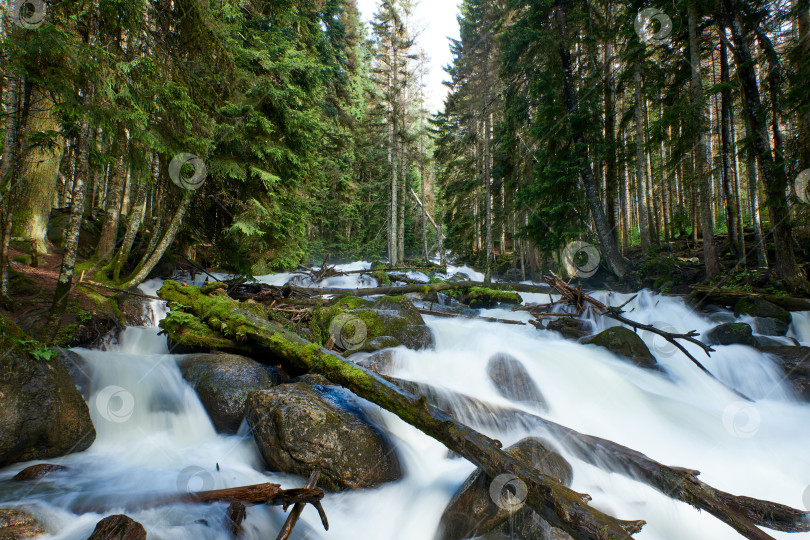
(157, 281, 643, 540)
(158, 483, 324, 508)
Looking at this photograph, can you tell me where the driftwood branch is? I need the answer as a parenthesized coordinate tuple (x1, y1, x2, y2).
(416, 307, 527, 326)
(276, 471, 328, 540)
(158, 281, 644, 540)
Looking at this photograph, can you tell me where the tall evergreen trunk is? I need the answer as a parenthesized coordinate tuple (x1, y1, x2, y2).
(722, 0, 807, 289)
(603, 29, 618, 244)
(719, 35, 743, 262)
(797, 0, 810, 170)
(398, 149, 406, 263)
(0, 74, 21, 300)
(688, 0, 721, 278)
(96, 124, 128, 262)
(484, 113, 493, 283)
(122, 190, 192, 289)
(112, 152, 155, 282)
(42, 106, 91, 342)
(633, 68, 651, 252)
(555, 0, 626, 278)
(12, 86, 65, 253)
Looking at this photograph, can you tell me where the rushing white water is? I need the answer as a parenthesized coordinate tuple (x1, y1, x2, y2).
(2, 272, 810, 540)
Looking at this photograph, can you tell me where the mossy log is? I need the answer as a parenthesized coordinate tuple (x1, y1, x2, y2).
(303, 281, 550, 297)
(689, 286, 810, 311)
(383, 377, 805, 538)
(157, 281, 643, 540)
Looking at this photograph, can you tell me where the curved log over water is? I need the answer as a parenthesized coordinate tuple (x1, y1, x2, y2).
(158, 281, 643, 540)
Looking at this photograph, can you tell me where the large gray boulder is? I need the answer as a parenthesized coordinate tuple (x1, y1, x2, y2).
(179, 353, 284, 433)
(0, 334, 95, 468)
(87, 515, 146, 540)
(583, 327, 657, 369)
(437, 437, 573, 540)
(734, 296, 791, 324)
(759, 346, 810, 400)
(246, 381, 402, 491)
(704, 323, 757, 347)
(486, 353, 547, 409)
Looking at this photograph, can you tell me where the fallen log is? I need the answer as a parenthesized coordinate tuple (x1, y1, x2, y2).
(688, 285, 810, 312)
(276, 471, 327, 540)
(161, 483, 324, 508)
(305, 281, 551, 297)
(416, 307, 527, 326)
(157, 281, 643, 540)
(385, 377, 807, 538)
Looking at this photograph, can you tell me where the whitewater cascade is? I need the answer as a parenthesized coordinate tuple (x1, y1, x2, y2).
(2, 263, 810, 539)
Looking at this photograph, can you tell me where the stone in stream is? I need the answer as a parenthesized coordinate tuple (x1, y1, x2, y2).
(86, 515, 146, 540)
(759, 346, 810, 400)
(544, 318, 592, 340)
(486, 353, 547, 410)
(246, 381, 402, 491)
(437, 437, 573, 540)
(750, 317, 790, 337)
(582, 326, 658, 369)
(0, 508, 45, 539)
(0, 316, 95, 468)
(733, 296, 791, 325)
(704, 323, 757, 347)
(12, 464, 69, 482)
(312, 295, 433, 354)
(178, 353, 285, 433)
(355, 349, 397, 375)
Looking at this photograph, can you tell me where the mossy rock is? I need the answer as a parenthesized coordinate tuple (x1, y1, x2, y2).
(246, 381, 402, 491)
(0, 508, 46, 539)
(734, 296, 791, 324)
(455, 287, 522, 309)
(311, 295, 433, 354)
(437, 437, 572, 540)
(179, 353, 285, 433)
(704, 323, 757, 347)
(583, 326, 658, 369)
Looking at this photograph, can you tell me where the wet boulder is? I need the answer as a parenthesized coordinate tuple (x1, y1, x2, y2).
(56, 349, 92, 400)
(448, 272, 471, 282)
(501, 268, 523, 283)
(313, 295, 433, 354)
(545, 318, 591, 341)
(246, 381, 402, 491)
(87, 515, 146, 540)
(704, 323, 757, 347)
(13, 464, 68, 482)
(759, 346, 810, 400)
(437, 437, 572, 540)
(355, 349, 397, 375)
(179, 353, 284, 433)
(0, 316, 95, 468)
(0, 508, 45, 539)
(486, 353, 547, 410)
(751, 317, 789, 337)
(583, 326, 657, 369)
(734, 296, 791, 324)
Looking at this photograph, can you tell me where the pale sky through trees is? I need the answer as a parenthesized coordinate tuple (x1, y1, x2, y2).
(356, 0, 462, 112)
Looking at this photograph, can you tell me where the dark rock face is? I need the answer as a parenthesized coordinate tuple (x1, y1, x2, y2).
(246, 382, 402, 491)
(704, 323, 757, 347)
(355, 350, 396, 375)
(583, 327, 657, 369)
(545, 318, 592, 340)
(12, 464, 69, 482)
(734, 296, 791, 324)
(448, 272, 471, 282)
(179, 353, 284, 433)
(317, 296, 433, 354)
(56, 349, 92, 400)
(0, 351, 95, 468)
(87, 515, 146, 540)
(437, 438, 572, 540)
(486, 353, 547, 409)
(0, 508, 45, 539)
(501, 268, 523, 283)
(759, 346, 810, 400)
(751, 317, 789, 337)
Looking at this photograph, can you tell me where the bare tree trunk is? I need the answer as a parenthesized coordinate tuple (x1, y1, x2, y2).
(484, 113, 493, 283)
(96, 124, 128, 262)
(633, 69, 651, 252)
(0, 74, 21, 299)
(112, 152, 154, 281)
(689, 0, 721, 278)
(603, 25, 619, 244)
(719, 35, 742, 262)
